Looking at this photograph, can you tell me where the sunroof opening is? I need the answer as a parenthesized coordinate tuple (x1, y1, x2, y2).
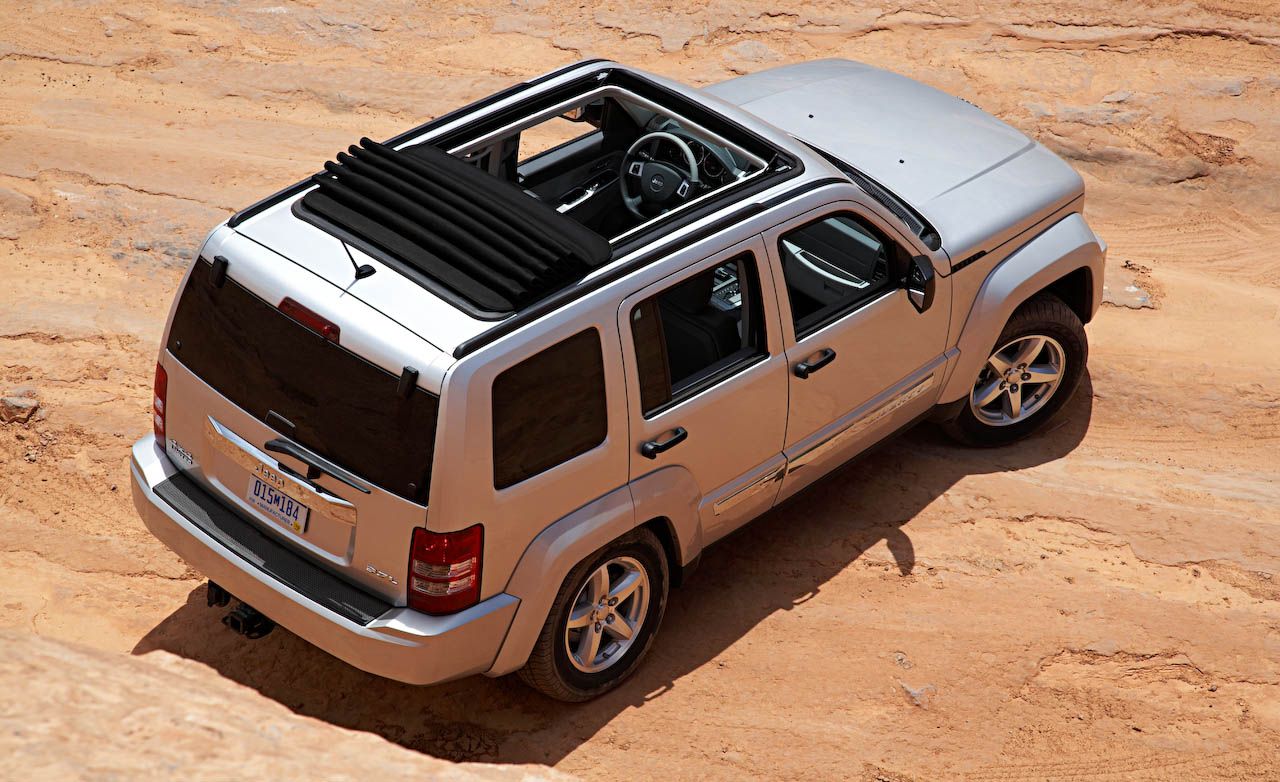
(447, 86, 769, 243)
(296, 68, 795, 319)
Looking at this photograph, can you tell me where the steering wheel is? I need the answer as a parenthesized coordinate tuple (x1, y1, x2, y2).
(620, 131, 700, 219)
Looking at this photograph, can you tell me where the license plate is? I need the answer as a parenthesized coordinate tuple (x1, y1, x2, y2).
(246, 477, 310, 533)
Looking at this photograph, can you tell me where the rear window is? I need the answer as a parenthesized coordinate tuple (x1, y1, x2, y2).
(491, 329, 607, 489)
(166, 258, 439, 505)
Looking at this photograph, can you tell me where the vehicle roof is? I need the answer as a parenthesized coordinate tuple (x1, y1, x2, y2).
(230, 60, 841, 360)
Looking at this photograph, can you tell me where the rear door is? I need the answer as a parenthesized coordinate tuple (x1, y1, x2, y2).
(765, 202, 952, 502)
(618, 236, 789, 544)
(158, 228, 449, 603)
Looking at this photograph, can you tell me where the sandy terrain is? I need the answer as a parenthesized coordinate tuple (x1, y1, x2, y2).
(2, 1, 1279, 779)
(0, 630, 568, 781)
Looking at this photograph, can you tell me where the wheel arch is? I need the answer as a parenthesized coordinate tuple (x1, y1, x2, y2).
(638, 515, 694, 588)
(1042, 266, 1095, 326)
(938, 212, 1105, 404)
(486, 466, 704, 676)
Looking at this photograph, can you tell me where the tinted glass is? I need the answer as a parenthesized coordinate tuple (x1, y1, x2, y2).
(779, 214, 896, 337)
(630, 254, 765, 415)
(167, 259, 439, 504)
(492, 328, 608, 488)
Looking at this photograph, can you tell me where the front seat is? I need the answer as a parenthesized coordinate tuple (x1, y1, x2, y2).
(658, 271, 741, 386)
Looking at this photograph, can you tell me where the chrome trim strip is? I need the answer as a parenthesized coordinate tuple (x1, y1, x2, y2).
(204, 417, 359, 525)
(787, 373, 937, 475)
(712, 462, 785, 516)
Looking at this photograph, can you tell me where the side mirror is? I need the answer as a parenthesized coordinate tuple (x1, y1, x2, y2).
(906, 255, 935, 313)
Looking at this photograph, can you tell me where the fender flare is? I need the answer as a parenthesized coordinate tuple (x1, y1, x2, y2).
(627, 464, 704, 568)
(938, 212, 1105, 404)
(486, 465, 703, 676)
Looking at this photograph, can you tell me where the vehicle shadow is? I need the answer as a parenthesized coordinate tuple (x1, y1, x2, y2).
(134, 376, 1093, 766)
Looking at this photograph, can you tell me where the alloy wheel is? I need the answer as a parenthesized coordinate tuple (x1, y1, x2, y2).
(563, 556, 650, 674)
(969, 334, 1066, 427)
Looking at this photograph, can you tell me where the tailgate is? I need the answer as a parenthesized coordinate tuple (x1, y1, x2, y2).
(157, 227, 450, 603)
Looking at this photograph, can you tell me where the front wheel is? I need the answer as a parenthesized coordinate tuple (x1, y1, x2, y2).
(943, 294, 1088, 447)
(518, 527, 669, 701)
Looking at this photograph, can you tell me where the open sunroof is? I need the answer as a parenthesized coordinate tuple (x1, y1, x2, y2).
(299, 138, 613, 316)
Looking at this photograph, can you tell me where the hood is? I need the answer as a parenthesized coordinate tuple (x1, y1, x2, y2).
(706, 59, 1033, 207)
(707, 60, 1084, 259)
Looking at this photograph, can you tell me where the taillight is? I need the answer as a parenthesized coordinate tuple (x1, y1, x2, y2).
(279, 297, 340, 342)
(153, 362, 168, 446)
(408, 525, 482, 615)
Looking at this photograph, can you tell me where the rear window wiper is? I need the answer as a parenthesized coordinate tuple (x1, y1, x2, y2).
(265, 437, 372, 495)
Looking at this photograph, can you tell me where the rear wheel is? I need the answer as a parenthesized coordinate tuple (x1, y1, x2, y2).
(518, 527, 668, 701)
(944, 294, 1087, 446)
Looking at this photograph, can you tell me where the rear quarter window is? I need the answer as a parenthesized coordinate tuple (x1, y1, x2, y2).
(491, 328, 608, 489)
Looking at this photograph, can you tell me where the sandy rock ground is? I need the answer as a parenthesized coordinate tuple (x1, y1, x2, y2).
(0, 630, 568, 781)
(2, 1, 1279, 780)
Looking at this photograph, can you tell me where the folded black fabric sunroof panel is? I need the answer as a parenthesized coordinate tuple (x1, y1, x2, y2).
(301, 138, 613, 314)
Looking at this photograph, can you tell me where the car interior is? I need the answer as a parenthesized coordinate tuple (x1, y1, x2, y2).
(448, 93, 765, 240)
(631, 256, 764, 414)
(778, 214, 896, 334)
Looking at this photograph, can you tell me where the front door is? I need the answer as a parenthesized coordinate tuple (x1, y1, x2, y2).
(618, 236, 789, 544)
(765, 202, 952, 502)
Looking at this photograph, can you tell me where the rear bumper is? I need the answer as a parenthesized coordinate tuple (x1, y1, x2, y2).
(130, 435, 518, 685)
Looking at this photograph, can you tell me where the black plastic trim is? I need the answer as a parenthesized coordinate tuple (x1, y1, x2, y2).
(209, 255, 229, 288)
(153, 473, 390, 626)
(950, 250, 988, 274)
(757, 176, 845, 211)
(397, 366, 419, 398)
(226, 179, 314, 228)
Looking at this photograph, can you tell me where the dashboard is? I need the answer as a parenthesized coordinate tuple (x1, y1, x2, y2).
(649, 125, 747, 190)
(710, 263, 742, 310)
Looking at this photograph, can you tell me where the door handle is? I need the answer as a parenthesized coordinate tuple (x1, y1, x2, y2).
(640, 427, 688, 459)
(794, 348, 837, 379)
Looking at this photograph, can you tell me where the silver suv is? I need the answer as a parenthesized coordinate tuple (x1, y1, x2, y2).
(131, 59, 1105, 701)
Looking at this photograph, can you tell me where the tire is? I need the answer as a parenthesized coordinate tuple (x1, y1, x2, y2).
(943, 293, 1088, 447)
(517, 527, 669, 702)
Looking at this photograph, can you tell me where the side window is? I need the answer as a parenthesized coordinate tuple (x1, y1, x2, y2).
(630, 253, 767, 416)
(778, 213, 901, 337)
(492, 329, 607, 489)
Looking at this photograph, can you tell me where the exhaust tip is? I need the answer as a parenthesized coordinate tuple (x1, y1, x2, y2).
(221, 602, 275, 639)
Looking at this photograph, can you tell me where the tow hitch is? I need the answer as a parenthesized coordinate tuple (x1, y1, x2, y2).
(206, 580, 275, 639)
(222, 602, 276, 639)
